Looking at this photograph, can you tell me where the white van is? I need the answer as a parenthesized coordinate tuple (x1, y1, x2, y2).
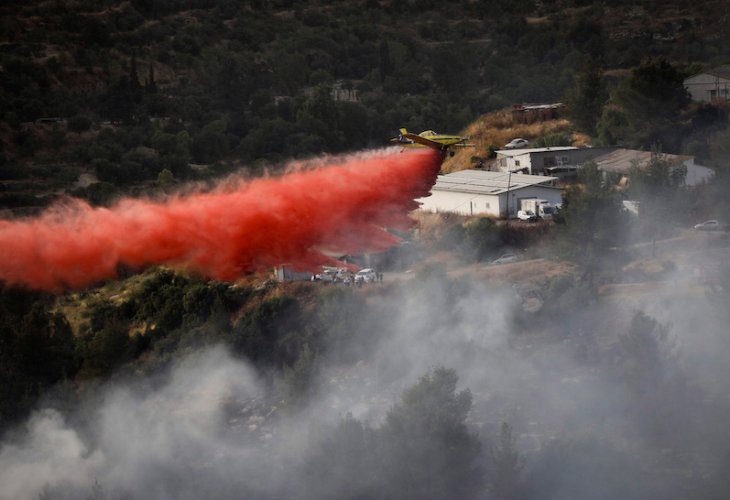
(354, 268, 377, 283)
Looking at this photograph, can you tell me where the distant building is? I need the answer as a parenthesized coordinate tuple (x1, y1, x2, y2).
(331, 81, 359, 102)
(495, 146, 616, 177)
(511, 103, 564, 124)
(591, 149, 714, 187)
(273, 265, 313, 282)
(684, 66, 730, 103)
(416, 169, 561, 218)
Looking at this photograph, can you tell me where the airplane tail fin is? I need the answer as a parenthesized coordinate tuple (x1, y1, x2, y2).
(391, 128, 409, 143)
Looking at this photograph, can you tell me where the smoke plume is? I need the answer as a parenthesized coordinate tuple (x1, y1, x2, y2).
(0, 149, 442, 292)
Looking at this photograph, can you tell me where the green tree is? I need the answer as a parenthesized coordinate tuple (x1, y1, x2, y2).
(68, 115, 92, 134)
(532, 132, 573, 148)
(527, 437, 648, 500)
(191, 119, 230, 163)
(557, 161, 628, 295)
(488, 422, 524, 500)
(377, 367, 481, 500)
(627, 149, 686, 254)
(598, 59, 690, 149)
(709, 125, 730, 168)
(618, 311, 676, 396)
(231, 295, 304, 366)
(157, 168, 174, 185)
(100, 75, 138, 124)
(564, 58, 607, 135)
(0, 291, 79, 427)
(379, 39, 393, 84)
(304, 413, 379, 499)
(464, 217, 501, 261)
(616, 311, 694, 445)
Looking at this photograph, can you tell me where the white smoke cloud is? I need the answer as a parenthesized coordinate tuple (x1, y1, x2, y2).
(1, 256, 730, 499)
(0, 409, 104, 500)
(0, 347, 266, 500)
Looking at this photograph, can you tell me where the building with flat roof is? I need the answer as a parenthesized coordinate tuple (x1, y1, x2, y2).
(495, 146, 616, 177)
(684, 66, 730, 103)
(592, 149, 714, 186)
(417, 169, 561, 217)
(511, 103, 564, 124)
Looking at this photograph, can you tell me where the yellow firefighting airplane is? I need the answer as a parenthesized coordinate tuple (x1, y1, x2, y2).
(391, 128, 475, 156)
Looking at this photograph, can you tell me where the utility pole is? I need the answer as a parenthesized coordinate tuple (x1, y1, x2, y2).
(506, 169, 512, 217)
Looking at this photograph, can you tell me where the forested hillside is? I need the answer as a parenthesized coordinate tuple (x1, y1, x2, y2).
(3, 0, 730, 209)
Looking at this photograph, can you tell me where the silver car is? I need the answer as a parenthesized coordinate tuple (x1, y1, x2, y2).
(504, 138, 529, 149)
(490, 254, 519, 265)
(694, 220, 724, 231)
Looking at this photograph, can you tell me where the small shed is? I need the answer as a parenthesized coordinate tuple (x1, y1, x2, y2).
(416, 169, 561, 218)
(273, 265, 313, 282)
(511, 103, 564, 124)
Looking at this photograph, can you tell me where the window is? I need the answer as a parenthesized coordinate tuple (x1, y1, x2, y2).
(515, 160, 521, 167)
(485, 202, 490, 209)
(543, 157, 556, 167)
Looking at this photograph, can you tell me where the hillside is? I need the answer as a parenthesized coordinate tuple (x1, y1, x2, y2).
(2, 0, 730, 202)
(440, 109, 592, 173)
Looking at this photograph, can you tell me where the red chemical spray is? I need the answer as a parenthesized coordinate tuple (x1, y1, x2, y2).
(0, 149, 442, 292)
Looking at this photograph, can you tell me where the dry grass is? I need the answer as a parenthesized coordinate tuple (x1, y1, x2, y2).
(53, 271, 154, 337)
(412, 211, 472, 244)
(451, 258, 577, 289)
(440, 108, 581, 174)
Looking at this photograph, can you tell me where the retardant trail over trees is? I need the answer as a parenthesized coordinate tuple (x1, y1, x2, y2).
(0, 149, 443, 292)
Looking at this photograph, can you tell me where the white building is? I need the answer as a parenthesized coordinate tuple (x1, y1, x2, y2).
(591, 149, 714, 187)
(417, 169, 562, 218)
(684, 66, 730, 103)
(495, 146, 616, 177)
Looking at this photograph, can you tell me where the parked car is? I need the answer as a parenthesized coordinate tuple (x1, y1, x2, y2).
(354, 268, 377, 283)
(314, 270, 336, 282)
(504, 138, 529, 149)
(693, 220, 726, 231)
(490, 254, 519, 265)
(517, 210, 541, 222)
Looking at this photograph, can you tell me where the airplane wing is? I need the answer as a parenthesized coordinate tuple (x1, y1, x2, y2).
(401, 132, 445, 150)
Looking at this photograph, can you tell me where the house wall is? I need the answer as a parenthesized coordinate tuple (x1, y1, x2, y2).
(683, 158, 714, 186)
(418, 191, 504, 216)
(684, 73, 730, 103)
(496, 153, 533, 173)
(418, 186, 562, 217)
(497, 148, 615, 175)
(528, 148, 617, 175)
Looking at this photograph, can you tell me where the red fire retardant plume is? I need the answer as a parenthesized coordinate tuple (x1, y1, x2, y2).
(0, 149, 442, 292)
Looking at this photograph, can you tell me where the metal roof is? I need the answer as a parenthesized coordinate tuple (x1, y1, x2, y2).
(496, 146, 579, 156)
(432, 169, 559, 196)
(515, 103, 564, 110)
(592, 149, 689, 174)
(701, 65, 730, 81)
